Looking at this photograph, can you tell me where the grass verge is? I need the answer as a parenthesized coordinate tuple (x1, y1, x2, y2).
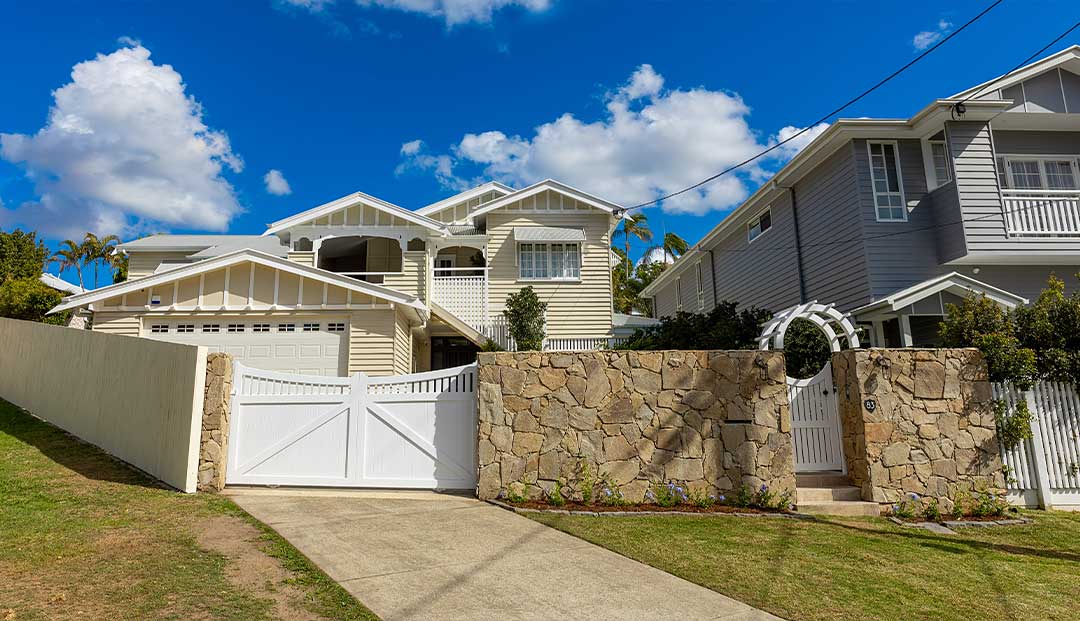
(530, 509, 1080, 621)
(0, 398, 377, 620)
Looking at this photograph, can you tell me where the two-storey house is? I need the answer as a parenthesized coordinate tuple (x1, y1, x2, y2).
(50, 179, 627, 375)
(644, 46, 1080, 347)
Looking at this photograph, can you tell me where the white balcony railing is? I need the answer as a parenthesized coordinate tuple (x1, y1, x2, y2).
(431, 269, 489, 327)
(1002, 190, 1080, 237)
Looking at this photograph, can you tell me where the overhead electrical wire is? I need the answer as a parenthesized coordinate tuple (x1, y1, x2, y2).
(622, 0, 1005, 212)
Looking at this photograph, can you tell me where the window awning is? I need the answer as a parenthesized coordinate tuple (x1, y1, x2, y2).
(513, 227, 586, 242)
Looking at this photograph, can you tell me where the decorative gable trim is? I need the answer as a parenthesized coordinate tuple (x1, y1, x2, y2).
(467, 179, 628, 219)
(264, 191, 447, 236)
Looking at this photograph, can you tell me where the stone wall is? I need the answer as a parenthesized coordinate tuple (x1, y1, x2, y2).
(198, 352, 233, 492)
(476, 350, 795, 502)
(833, 348, 1004, 510)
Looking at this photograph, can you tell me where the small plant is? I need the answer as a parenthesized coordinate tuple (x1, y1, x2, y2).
(503, 286, 547, 352)
(922, 498, 942, 522)
(577, 460, 595, 505)
(951, 489, 968, 519)
(733, 484, 754, 508)
(547, 478, 567, 507)
(970, 490, 1009, 518)
(754, 484, 775, 509)
(994, 399, 1034, 451)
(596, 472, 628, 506)
(650, 481, 688, 508)
(479, 339, 504, 352)
(890, 493, 920, 519)
(505, 480, 530, 504)
(686, 488, 717, 508)
(1001, 463, 1017, 486)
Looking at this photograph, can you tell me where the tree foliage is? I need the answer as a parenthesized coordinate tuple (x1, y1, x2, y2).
(1013, 275, 1080, 385)
(619, 301, 770, 351)
(504, 286, 547, 352)
(0, 278, 68, 325)
(0, 229, 49, 282)
(782, 318, 832, 379)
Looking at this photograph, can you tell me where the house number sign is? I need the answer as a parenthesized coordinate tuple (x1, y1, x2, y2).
(864, 399, 876, 412)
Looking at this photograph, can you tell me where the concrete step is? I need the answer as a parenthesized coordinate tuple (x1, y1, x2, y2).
(797, 500, 883, 517)
(796, 472, 851, 488)
(797, 486, 863, 503)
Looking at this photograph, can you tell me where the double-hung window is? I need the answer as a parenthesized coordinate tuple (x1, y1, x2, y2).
(867, 141, 906, 221)
(517, 242, 580, 280)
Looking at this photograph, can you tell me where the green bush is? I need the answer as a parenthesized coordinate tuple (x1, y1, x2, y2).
(0, 277, 68, 325)
(620, 301, 770, 351)
(940, 294, 1037, 388)
(504, 286, 547, 352)
(782, 318, 832, 379)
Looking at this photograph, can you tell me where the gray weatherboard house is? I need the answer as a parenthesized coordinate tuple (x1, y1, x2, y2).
(643, 46, 1080, 346)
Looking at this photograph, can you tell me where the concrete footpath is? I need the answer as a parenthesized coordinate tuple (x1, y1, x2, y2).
(227, 489, 780, 621)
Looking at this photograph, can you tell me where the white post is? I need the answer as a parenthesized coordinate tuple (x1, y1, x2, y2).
(347, 372, 368, 485)
(1024, 389, 1054, 510)
(899, 314, 913, 347)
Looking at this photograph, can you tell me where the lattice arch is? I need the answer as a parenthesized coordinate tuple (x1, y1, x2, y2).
(758, 302, 860, 352)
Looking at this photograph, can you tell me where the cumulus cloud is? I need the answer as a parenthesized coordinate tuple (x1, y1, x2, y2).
(0, 43, 243, 238)
(264, 169, 293, 195)
(395, 140, 467, 190)
(913, 19, 952, 51)
(398, 64, 826, 215)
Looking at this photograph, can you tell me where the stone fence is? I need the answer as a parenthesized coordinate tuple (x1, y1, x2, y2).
(198, 352, 234, 492)
(476, 350, 796, 502)
(833, 348, 1003, 511)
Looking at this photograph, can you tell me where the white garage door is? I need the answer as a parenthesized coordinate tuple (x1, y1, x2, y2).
(145, 318, 347, 376)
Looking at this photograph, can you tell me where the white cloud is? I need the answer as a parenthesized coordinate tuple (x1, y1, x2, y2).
(773, 123, 830, 160)
(395, 140, 467, 190)
(913, 19, 952, 51)
(264, 169, 293, 195)
(400, 139, 423, 155)
(280, 0, 550, 26)
(0, 43, 243, 238)
(398, 64, 825, 215)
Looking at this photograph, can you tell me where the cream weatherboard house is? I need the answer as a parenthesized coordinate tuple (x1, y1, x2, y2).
(50, 179, 630, 376)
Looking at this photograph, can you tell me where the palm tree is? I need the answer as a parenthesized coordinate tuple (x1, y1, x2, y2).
(49, 239, 87, 290)
(82, 232, 120, 289)
(612, 213, 653, 276)
(647, 232, 689, 263)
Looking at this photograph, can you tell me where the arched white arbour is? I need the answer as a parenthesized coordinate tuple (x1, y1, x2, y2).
(758, 302, 860, 353)
(759, 301, 859, 474)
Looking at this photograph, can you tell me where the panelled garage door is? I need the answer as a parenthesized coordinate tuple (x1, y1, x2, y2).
(145, 317, 347, 376)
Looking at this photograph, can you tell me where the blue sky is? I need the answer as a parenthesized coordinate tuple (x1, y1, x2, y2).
(1, 0, 1077, 285)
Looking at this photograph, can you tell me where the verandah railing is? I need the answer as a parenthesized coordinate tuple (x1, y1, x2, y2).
(1001, 190, 1080, 237)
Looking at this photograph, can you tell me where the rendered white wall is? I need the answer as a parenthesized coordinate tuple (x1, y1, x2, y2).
(0, 318, 206, 492)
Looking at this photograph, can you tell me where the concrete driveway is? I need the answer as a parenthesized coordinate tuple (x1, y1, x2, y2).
(228, 489, 778, 621)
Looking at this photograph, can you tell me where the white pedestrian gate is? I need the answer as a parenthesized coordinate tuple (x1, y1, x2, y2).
(788, 363, 845, 472)
(226, 363, 478, 489)
(760, 302, 859, 473)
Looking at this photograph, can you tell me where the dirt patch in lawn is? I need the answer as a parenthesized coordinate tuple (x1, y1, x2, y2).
(197, 516, 321, 621)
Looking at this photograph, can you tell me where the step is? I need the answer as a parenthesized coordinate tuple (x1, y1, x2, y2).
(796, 472, 852, 488)
(797, 500, 883, 517)
(797, 486, 863, 503)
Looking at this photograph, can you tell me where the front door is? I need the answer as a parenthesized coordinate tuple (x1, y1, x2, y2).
(788, 361, 845, 472)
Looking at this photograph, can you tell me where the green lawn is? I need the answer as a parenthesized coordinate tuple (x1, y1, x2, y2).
(0, 399, 378, 620)
(531, 509, 1080, 621)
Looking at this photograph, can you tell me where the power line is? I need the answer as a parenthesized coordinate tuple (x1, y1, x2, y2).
(624, 0, 1004, 211)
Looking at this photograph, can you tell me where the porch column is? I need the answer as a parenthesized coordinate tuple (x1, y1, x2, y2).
(899, 314, 914, 347)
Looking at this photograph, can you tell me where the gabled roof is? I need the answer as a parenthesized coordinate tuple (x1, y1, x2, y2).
(48, 248, 428, 316)
(850, 272, 1029, 317)
(117, 234, 264, 253)
(468, 179, 629, 219)
(40, 273, 85, 295)
(263, 191, 448, 236)
(950, 45, 1080, 100)
(415, 181, 515, 216)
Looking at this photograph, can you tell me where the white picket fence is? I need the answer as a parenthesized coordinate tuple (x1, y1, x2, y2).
(994, 381, 1080, 509)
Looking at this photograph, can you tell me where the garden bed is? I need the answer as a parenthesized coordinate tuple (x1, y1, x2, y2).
(490, 499, 808, 519)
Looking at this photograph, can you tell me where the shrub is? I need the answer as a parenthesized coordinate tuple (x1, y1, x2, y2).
(889, 493, 920, 519)
(0, 277, 68, 325)
(922, 498, 942, 522)
(994, 399, 1034, 451)
(649, 481, 687, 507)
(479, 339, 504, 352)
(970, 490, 1009, 518)
(782, 318, 832, 379)
(503, 286, 546, 352)
(620, 301, 770, 351)
(940, 294, 1037, 388)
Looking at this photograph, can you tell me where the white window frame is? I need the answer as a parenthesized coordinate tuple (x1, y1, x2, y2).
(176, 324, 194, 333)
(867, 140, 908, 222)
(252, 323, 271, 333)
(747, 207, 772, 243)
(516, 242, 582, 282)
(227, 324, 245, 333)
(277, 323, 296, 333)
(150, 324, 168, 334)
(327, 322, 346, 333)
(202, 324, 220, 333)
(997, 155, 1080, 191)
(302, 323, 320, 332)
(695, 261, 705, 311)
(929, 140, 952, 186)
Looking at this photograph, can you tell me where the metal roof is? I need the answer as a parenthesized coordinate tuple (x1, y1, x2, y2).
(513, 226, 586, 242)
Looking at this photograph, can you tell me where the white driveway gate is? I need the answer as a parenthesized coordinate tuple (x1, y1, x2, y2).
(760, 302, 859, 473)
(226, 363, 478, 489)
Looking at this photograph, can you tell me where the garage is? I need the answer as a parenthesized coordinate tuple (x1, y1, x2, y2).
(145, 317, 347, 376)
